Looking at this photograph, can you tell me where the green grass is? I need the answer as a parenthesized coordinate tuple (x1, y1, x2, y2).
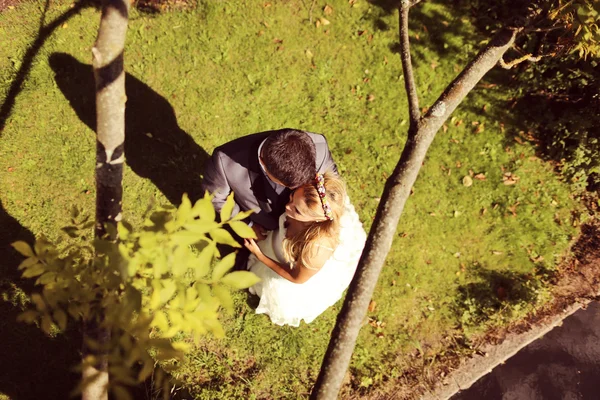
(0, 0, 582, 398)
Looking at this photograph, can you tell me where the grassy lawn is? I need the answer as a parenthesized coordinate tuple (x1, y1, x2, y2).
(0, 0, 582, 398)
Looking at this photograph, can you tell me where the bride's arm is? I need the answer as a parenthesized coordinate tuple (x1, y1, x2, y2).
(244, 239, 333, 284)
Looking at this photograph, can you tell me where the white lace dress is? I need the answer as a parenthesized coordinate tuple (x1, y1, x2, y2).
(247, 198, 367, 327)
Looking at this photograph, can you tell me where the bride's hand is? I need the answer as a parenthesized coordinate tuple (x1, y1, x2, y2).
(244, 238, 263, 257)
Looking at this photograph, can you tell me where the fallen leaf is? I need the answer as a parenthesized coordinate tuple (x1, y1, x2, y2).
(358, 30, 367, 36)
(273, 38, 283, 43)
(262, 21, 270, 28)
(368, 300, 376, 313)
(319, 17, 331, 25)
(442, 124, 448, 133)
(462, 176, 473, 187)
(391, 280, 396, 286)
(263, 2, 272, 7)
(492, 250, 503, 255)
(474, 173, 486, 180)
(456, 161, 462, 168)
(367, 94, 375, 102)
(324, 4, 333, 14)
(8, 167, 14, 172)
(305, 49, 314, 59)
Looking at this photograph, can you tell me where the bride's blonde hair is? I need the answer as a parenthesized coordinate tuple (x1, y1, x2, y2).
(282, 171, 346, 270)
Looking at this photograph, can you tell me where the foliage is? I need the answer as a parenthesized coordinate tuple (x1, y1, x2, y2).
(508, 54, 600, 191)
(549, 0, 600, 59)
(10, 192, 258, 399)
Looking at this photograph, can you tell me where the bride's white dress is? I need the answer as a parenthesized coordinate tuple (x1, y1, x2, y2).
(247, 198, 366, 327)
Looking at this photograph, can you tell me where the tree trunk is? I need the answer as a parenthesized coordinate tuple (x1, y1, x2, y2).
(310, 6, 521, 398)
(83, 0, 129, 399)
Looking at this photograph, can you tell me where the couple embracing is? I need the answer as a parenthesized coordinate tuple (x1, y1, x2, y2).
(201, 129, 366, 327)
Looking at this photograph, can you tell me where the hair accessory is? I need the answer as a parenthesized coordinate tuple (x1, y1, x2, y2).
(315, 173, 333, 221)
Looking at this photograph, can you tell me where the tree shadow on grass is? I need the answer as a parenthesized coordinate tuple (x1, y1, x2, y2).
(366, 0, 481, 65)
(453, 266, 550, 330)
(49, 53, 210, 206)
(0, 0, 95, 135)
(0, 201, 80, 400)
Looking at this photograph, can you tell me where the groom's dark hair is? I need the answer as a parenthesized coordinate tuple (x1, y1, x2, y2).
(261, 129, 317, 188)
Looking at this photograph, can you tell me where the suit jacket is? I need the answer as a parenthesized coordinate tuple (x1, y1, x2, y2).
(201, 129, 337, 231)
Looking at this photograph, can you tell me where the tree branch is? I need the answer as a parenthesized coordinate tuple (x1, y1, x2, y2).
(399, 2, 420, 128)
(499, 53, 542, 69)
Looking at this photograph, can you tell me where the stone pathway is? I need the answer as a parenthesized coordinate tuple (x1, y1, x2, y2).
(451, 301, 600, 400)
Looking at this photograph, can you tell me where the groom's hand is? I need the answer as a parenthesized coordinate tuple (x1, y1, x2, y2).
(251, 223, 268, 241)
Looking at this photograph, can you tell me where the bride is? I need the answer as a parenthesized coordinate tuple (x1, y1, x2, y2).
(244, 171, 366, 327)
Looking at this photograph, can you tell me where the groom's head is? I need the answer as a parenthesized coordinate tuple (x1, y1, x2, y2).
(260, 129, 317, 189)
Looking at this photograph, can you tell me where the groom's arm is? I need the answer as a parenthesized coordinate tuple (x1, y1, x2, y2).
(201, 150, 241, 217)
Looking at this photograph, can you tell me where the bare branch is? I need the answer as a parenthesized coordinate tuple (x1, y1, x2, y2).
(499, 53, 542, 69)
(399, 3, 420, 128)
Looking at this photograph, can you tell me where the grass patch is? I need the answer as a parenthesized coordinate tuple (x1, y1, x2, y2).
(0, 0, 582, 397)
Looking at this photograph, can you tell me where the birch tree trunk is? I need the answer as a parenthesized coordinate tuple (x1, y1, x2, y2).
(82, 1, 129, 399)
(310, 3, 523, 398)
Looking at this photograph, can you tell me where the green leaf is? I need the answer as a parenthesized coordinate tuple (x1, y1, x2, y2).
(209, 228, 241, 248)
(192, 194, 216, 221)
(117, 221, 131, 240)
(160, 280, 177, 304)
(22, 263, 46, 278)
(11, 241, 35, 257)
(184, 220, 218, 234)
(138, 359, 154, 382)
(151, 311, 170, 331)
(221, 271, 261, 289)
(231, 209, 254, 221)
(229, 221, 257, 239)
(212, 285, 234, 313)
(36, 271, 56, 285)
(53, 309, 67, 331)
(17, 310, 39, 324)
(171, 231, 206, 247)
(41, 315, 53, 334)
(212, 252, 237, 281)
(18, 257, 39, 270)
(194, 243, 216, 279)
(220, 192, 236, 221)
(177, 193, 193, 223)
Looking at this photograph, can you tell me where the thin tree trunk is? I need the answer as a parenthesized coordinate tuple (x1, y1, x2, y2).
(311, 4, 521, 397)
(82, 0, 129, 399)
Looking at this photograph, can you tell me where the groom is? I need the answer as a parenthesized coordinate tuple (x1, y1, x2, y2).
(201, 128, 337, 240)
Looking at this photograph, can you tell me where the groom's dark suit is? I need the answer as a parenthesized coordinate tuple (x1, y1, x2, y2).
(201, 129, 337, 231)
